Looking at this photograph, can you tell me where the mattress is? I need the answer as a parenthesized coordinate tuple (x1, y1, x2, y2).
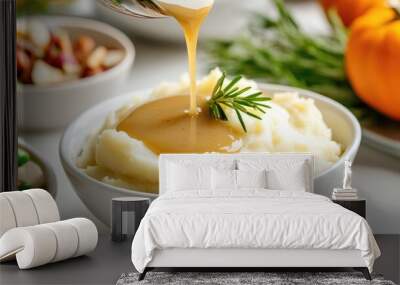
(131, 190, 380, 273)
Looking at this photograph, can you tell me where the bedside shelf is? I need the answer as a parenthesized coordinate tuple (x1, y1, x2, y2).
(332, 199, 366, 219)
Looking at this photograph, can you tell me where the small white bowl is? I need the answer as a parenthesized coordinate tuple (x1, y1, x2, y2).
(18, 16, 135, 131)
(60, 84, 361, 227)
(19, 139, 57, 199)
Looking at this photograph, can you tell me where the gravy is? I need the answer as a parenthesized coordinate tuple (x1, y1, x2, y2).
(158, 1, 212, 115)
(118, 1, 240, 154)
(117, 95, 243, 154)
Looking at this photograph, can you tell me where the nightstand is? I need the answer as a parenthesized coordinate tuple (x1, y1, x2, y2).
(332, 199, 366, 218)
(112, 197, 150, 242)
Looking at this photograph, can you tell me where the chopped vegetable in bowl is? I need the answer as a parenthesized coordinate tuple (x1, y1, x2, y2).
(17, 140, 57, 197)
(17, 19, 125, 85)
(17, 147, 45, 190)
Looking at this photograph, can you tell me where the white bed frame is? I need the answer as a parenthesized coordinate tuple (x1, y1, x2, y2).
(149, 249, 365, 268)
(139, 154, 371, 280)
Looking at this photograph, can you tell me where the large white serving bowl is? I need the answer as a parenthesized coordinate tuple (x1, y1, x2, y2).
(60, 84, 361, 227)
(17, 16, 135, 131)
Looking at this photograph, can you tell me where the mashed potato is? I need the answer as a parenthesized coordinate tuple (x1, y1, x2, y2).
(78, 69, 341, 193)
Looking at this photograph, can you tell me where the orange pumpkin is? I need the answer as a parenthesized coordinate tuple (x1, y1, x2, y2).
(346, 7, 400, 120)
(319, 0, 387, 27)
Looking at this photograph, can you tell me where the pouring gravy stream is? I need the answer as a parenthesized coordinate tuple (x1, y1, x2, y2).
(118, 0, 244, 153)
(158, 0, 212, 115)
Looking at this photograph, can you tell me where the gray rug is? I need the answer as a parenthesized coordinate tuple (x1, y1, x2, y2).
(116, 272, 396, 285)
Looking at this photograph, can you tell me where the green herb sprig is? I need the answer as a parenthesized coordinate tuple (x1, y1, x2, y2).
(208, 73, 271, 132)
(18, 149, 30, 167)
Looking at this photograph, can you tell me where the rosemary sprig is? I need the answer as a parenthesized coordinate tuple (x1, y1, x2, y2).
(208, 73, 271, 132)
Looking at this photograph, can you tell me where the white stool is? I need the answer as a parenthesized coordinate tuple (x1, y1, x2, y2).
(0, 189, 97, 269)
(0, 189, 60, 237)
(0, 218, 98, 269)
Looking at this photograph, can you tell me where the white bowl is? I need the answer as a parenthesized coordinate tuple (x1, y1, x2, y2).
(19, 139, 58, 199)
(17, 16, 135, 131)
(95, 0, 269, 42)
(60, 84, 361, 226)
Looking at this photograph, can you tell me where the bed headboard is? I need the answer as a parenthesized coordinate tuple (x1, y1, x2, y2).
(159, 153, 314, 195)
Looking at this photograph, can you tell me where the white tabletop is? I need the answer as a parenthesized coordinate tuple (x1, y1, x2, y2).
(21, 0, 400, 234)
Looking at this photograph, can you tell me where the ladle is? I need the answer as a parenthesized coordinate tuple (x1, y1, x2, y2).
(100, 0, 167, 18)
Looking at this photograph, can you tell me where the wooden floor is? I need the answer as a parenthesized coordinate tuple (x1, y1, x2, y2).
(0, 235, 398, 285)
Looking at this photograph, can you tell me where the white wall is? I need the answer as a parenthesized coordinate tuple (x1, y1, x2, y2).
(354, 145, 400, 234)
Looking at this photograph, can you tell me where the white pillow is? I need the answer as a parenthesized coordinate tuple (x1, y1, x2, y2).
(266, 163, 308, 191)
(167, 163, 211, 191)
(237, 159, 311, 191)
(167, 159, 236, 171)
(211, 169, 236, 190)
(236, 169, 267, 189)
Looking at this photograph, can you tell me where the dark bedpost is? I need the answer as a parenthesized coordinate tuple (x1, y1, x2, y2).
(0, 0, 17, 193)
(138, 268, 152, 281)
(354, 267, 372, 280)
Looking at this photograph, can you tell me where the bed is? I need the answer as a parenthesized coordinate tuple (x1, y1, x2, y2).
(131, 154, 380, 281)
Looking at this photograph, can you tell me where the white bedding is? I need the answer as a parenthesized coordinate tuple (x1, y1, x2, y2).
(131, 190, 380, 273)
